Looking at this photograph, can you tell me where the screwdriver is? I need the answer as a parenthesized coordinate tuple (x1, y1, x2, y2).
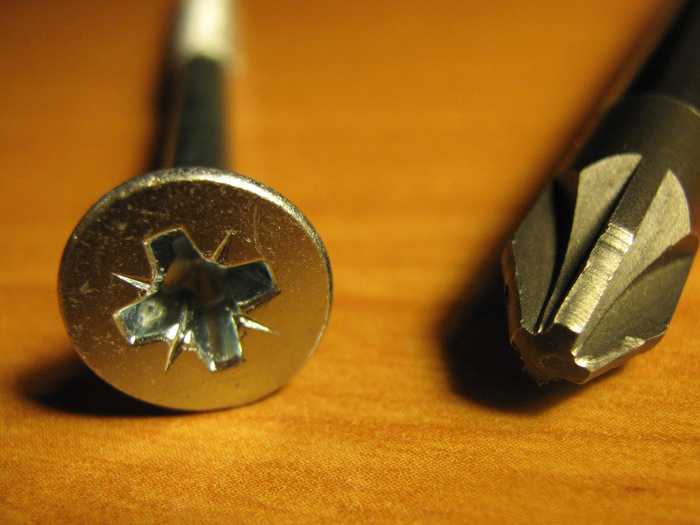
(502, 2, 700, 384)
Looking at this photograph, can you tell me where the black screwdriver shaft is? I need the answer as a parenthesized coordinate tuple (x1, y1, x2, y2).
(632, 1, 700, 110)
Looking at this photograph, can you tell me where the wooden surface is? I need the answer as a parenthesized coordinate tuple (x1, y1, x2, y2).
(1, 1, 698, 523)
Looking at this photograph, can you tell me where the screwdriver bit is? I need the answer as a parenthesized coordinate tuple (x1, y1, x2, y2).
(502, 3, 700, 384)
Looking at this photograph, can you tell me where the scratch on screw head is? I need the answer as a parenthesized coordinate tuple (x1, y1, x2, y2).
(253, 205, 263, 257)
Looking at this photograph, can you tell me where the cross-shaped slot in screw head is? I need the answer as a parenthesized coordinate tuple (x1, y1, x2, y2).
(113, 227, 280, 372)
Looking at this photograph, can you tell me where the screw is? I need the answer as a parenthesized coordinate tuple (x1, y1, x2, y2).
(58, 0, 332, 411)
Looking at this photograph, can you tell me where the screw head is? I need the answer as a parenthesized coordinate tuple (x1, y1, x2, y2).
(58, 167, 332, 410)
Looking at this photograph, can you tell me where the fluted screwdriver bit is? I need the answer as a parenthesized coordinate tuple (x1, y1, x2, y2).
(502, 3, 700, 384)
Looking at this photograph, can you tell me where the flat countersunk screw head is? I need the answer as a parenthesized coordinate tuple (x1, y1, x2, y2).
(58, 168, 332, 410)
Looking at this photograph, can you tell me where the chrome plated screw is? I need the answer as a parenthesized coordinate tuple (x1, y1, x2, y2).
(58, 0, 332, 410)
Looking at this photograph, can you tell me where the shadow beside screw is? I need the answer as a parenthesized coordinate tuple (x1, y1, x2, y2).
(17, 347, 181, 418)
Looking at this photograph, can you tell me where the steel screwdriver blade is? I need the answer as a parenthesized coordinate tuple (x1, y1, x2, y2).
(502, 3, 700, 384)
(503, 96, 700, 383)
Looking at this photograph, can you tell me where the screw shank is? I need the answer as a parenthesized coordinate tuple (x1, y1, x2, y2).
(169, 56, 226, 169)
(166, 0, 231, 169)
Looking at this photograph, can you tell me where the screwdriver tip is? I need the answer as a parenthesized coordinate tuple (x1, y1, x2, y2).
(502, 96, 699, 384)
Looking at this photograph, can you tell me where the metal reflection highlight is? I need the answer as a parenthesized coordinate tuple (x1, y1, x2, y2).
(113, 227, 279, 372)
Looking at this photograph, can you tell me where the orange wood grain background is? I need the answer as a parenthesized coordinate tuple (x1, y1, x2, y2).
(1, 1, 698, 523)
